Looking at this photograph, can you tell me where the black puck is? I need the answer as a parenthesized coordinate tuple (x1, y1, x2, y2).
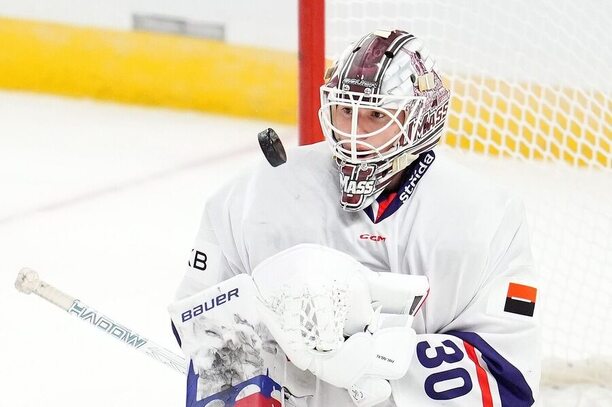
(257, 128, 287, 167)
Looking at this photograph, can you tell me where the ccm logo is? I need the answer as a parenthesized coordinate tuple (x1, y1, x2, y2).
(360, 234, 386, 242)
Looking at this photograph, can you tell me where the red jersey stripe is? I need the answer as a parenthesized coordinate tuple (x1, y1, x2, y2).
(464, 341, 494, 407)
(376, 192, 397, 221)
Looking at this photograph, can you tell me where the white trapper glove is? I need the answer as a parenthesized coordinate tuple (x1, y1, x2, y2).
(251, 244, 429, 407)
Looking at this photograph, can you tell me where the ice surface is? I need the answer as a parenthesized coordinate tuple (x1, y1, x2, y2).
(0, 91, 296, 406)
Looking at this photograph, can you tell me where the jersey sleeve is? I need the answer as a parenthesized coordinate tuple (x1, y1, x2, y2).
(392, 199, 540, 406)
(173, 168, 256, 301)
(173, 207, 237, 300)
(172, 179, 250, 343)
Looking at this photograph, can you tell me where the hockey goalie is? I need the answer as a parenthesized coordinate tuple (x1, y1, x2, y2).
(171, 29, 540, 406)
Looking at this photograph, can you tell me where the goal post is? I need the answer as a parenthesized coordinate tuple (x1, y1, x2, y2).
(298, 0, 326, 146)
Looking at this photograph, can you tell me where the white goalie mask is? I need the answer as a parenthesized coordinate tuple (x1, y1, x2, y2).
(318, 29, 451, 211)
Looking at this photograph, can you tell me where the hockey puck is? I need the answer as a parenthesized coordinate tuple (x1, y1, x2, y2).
(257, 128, 287, 167)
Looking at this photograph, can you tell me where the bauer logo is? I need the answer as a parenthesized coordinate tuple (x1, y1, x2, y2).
(68, 301, 148, 348)
(181, 288, 239, 322)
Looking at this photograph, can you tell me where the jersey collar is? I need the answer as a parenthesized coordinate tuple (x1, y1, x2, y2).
(364, 151, 436, 223)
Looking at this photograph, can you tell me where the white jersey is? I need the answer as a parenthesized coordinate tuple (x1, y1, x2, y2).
(175, 142, 540, 406)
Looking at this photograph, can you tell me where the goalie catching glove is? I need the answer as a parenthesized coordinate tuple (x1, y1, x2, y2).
(251, 244, 429, 407)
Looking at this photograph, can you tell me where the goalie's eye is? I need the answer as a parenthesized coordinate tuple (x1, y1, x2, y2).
(339, 106, 353, 117)
(370, 110, 386, 120)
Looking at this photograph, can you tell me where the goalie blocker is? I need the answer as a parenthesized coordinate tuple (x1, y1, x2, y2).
(169, 273, 284, 407)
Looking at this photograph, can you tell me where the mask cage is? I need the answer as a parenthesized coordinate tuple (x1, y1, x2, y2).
(319, 86, 426, 164)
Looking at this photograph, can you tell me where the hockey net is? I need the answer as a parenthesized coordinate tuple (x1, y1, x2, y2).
(320, 0, 612, 404)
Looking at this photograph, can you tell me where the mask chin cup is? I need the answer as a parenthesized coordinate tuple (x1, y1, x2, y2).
(341, 189, 383, 212)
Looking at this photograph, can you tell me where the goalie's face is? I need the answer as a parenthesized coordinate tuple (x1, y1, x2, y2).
(318, 93, 421, 211)
(319, 88, 420, 165)
(330, 104, 406, 159)
(317, 29, 451, 212)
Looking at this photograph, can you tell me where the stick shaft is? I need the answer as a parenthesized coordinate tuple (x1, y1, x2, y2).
(34, 280, 76, 310)
(17, 269, 187, 375)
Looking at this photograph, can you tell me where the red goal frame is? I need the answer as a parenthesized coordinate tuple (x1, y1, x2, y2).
(298, 0, 326, 146)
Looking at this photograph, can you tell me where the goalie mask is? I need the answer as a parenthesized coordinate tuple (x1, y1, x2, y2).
(318, 29, 451, 211)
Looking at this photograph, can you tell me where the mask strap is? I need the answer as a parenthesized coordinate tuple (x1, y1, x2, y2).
(392, 152, 419, 173)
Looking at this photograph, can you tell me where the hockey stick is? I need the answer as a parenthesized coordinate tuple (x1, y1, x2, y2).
(14, 268, 187, 375)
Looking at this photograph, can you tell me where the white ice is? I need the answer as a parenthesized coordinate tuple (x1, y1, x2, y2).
(0, 90, 295, 406)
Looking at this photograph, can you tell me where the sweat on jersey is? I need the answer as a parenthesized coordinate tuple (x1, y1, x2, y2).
(174, 142, 540, 406)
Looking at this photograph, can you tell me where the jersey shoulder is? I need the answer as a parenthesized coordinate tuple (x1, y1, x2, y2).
(411, 149, 528, 254)
(205, 141, 336, 220)
(202, 142, 343, 271)
(421, 149, 524, 219)
(253, 140, 336, 189)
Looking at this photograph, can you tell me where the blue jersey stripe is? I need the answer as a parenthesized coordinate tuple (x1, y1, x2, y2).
(447, 330, 535, 406)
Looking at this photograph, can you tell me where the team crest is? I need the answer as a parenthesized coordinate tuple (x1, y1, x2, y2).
(339, 162, 377, 209)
